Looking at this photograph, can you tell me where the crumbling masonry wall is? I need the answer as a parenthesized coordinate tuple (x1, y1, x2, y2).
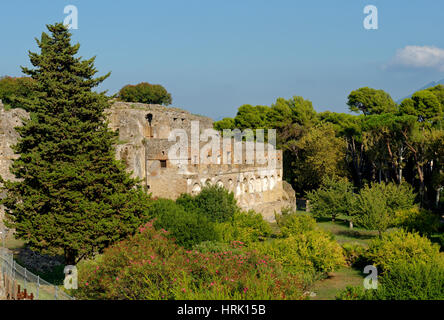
(0, 100, 296, 224)
(107, 102, 296, 221)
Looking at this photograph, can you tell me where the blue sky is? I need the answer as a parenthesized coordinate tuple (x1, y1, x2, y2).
(1, 0, 444, 119)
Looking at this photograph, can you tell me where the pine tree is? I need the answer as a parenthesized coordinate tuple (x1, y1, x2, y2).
(0, 23, 150, 265)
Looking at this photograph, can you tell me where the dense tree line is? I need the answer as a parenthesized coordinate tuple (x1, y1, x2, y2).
(215, 87, 444, 210)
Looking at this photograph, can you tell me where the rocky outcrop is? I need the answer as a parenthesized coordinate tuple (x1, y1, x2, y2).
(0, 100, 29, 229)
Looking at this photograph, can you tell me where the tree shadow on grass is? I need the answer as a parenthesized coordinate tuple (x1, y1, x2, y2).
(11, 246, 65, 285)
(335, 229, 377, 241)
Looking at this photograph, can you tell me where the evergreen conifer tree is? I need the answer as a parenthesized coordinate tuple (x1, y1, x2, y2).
(0, 23, 150, 265)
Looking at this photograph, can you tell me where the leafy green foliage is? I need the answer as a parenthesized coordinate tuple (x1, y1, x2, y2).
(394, 207, 441, 236)
(268, 96, 317, 128)
(0, 23, 151, 265)
(192, 241, 246, 255)
(341, 243, 366, 267)
(307, 177, 355, 222)
(364, 229, 442, 273)
(118, 82, 172, 105)
(370, 258, 444, 300)
(336, 286, 369, 300)
(0, 76, 35, 109)
(252, 231, 345, 284)
(351, 182, 416, 235)
(276, 211, 317, 237)
(145, 199, 219, 249)
(75, 223, 305, 300)
(216, 210, 272, 244)
(292, 123, 348, 193)
(214, 117, 235, 131)
(253, 212, 345, 283)
(338, 232, 444, 300)
(400, 89, 443, 124)
(347, 87, 398, 115)
(234, 104, 270, 129)
(178, 185, 238, 223)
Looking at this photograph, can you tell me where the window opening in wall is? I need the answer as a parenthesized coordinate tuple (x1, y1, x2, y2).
(146, 113, 153, 126)
(160, 160, 167, 168)
(145, 113, 154, 138)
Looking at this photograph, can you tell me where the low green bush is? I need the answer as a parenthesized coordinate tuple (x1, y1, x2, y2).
(337, 256, 444, 300)
(145, 199, 219, 249)
(175, 193, 198, 213)
(192, 241, 247, 255)
(178, 185, 239, 223)
(216, 210, 272, 244)
(276, 212, 317, 237)
(341, 243, 367, 268)
(118, 82, 172, 105)
(336, 286, 369, 300)
(394, 207, 440, 236)
(371, 257, 444, 300)
(251, 229, 345, 284)
(364, 229, 441, 273)
(0, 76, 35, 109)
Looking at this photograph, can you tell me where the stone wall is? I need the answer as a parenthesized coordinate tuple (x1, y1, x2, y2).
(0, 101, 296, 224)
(0, 100, 29, 229)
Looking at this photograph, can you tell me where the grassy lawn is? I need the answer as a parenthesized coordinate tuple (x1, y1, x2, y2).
(316, 218, 378, 247)
(310, 217, 374, 299)
(276, 212, 377, 300)
(4, 235, 25, 251)
(310, 266, 365, 300)
(3, 233, 66, 288)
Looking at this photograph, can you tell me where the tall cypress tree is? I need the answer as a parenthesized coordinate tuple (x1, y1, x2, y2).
(0, 23, 150, 265)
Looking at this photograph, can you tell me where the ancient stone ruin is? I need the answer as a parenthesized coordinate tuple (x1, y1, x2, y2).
(0, 100, 295, 225)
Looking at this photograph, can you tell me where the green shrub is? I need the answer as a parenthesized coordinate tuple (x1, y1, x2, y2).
(351, 182, 417, 235)
(251, 229, 345, 284)
(306, 176, 355, 222)
(187, 185, 239, 223)
(364, 229, 441, 273)
(216, 210, 272, 244)
(394, 207, 440, 236)
(341, 243, 367, 267)
(371, 257, 444, 300)
(146, 199, 219, 249)
(118, 82, 172, 105)
(337, 256, 444, 300)
(0, 76, 35, 109)
(431, 233, 444, 249)
(176, 193, 198, 213)
(276, 212, 317, 237)
(336, 286, 369, 300)
(192, 241, 246, 255)
(75, 223, 305, 300)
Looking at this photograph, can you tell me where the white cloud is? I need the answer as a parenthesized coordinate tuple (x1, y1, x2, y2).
(388, 45, 444, 71)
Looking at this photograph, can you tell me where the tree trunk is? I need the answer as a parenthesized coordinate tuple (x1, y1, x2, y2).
(349, 221, 354, 229)
(417, 164, 425, 206)
(64, 248, 78, 266)
(398, 146, 404, 184)
(437, 187, 443, 209)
